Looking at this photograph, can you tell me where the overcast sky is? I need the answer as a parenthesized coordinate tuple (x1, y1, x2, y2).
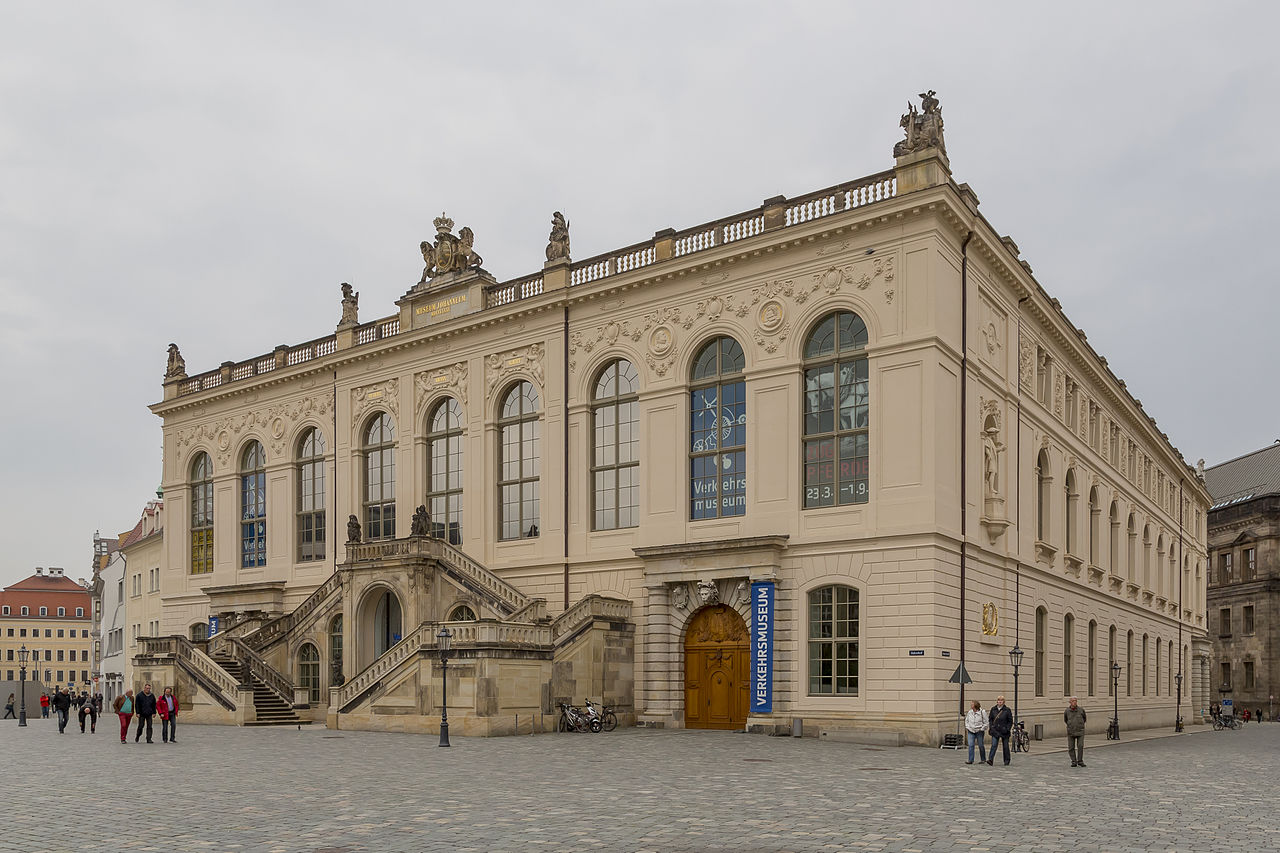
(2, 2, 1277, 588)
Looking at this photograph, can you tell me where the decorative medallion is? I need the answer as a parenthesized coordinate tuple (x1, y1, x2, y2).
(649, 325, 675, 357)
(758, 300, 785, 333)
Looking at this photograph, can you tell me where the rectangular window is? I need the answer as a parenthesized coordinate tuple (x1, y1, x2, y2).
(56, 670, 63, 682)
(1, 605, 7, 615)
(39, 607, 47, 616)
(57, 607, 65, 616)
(57, 650, 64, 662)
(81, 669, 88, 683)
(1221, 661, 1232, 690)
(75, 607, 83, 617)
(57, 629, 63, 638)
(43, 649, 50, 662)
(4, 650, 10, 661)
(1245, 661, 1256, 690)
(82, 629, 88, 638)
(1034, 609, 1046, 697)
(44, 629, 51, 638)
(807, 585, 859, 695)
(4, 671, 10, 681)
(1220, 553, 1233, 585)
(1244, 605, 1255, 635)
(1219, 607, 1232, 637)
(19, 628, 26, 637)
(1244, 548, 1256, 581)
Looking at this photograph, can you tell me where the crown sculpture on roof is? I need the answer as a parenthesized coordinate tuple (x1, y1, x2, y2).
(893, 89, 946, 158)
(419, 212, 484, 283)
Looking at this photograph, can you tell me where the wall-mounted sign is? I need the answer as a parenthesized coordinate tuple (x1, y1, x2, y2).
(908, 649, 925, 656)
(750, 581, 774, 713)
(208, 616, 220, 637)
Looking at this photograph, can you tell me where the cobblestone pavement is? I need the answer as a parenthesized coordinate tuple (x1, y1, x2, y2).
(4, 714, 1277, 853)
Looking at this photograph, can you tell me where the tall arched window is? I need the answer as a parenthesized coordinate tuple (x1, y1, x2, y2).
(807, 585, 859, 695)
(1168, 639, 1174, 696)
(1064, 469, 1078, 555)
(240, 441, 267, 568)
(297, 428, 327, 562)
(1126, 514, 1138, 581)
(426, 398, 464, 544)
(592, 359, 640, 530)
(329, 615, 343, 684)
(1154, 636, 1161, 696)
(1141, 633, 1149, 696)
(690, 337, 746, 519)
(802, 311, 869, 508)
(1126, 630, 1134, 696)
(298, 643, 320, 704)
(1087, 620, 1097, 697)
(1108, 625, 1117, 697)
(190, 452, 213, 574)
(1063, 614, 1074, 695)
(1034, 606, 1047, 697)
(1036, 450, 1051, 542)
(1142, 525, 1152, 588)
(363, 413, 396, 540)
(1088, 487, 1100, 565)
(1109, 501, 1121, 573)
(499, 382, 541, 539)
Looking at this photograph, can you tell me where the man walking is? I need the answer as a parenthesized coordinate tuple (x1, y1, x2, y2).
(987, 695, 1014, 765)
(157, 687, 179, 743)
(133, 683, 157, 743)
(52, 687, 72, 733)
(1065, 696, 1087, 767)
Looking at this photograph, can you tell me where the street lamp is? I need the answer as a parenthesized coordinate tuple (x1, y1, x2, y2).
(437, 626, 452, 748)
(1109, 662, 1122, 740)
(1009, 644, 1024, 739)
(1175, 671, 1184, 733)
(16, 645, 28, 727)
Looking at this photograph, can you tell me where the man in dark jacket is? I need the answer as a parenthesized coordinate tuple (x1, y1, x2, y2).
(134, 683, 158, 743)
(986, 695, 1014, 765)
(1065, 696, 1087, 767)
(51, 688, 72, 733)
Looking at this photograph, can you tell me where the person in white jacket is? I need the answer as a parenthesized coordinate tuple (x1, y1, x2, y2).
(964, 699, 988, 764)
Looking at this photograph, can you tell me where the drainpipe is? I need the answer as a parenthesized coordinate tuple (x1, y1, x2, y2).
(1177, 478, 1184, 727)
(959, 230, 973, 722)
(1015, 296, 1029, 697)
(563, 305, 571, 611)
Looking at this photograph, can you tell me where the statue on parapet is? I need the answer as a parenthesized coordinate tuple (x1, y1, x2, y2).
(893, 89, 946, 158)
(419, 213, 484, 282)
(346, 514, 362, 544)
(164, 343, 186, 380)
(545, 211, 570, 262)
(411, 504, 431, 537)
(338, 282, 359, 327)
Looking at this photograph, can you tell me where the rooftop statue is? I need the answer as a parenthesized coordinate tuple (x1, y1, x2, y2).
(164, 343, 186, 380)
(545, 211, 570, 262)
(338, 282, 359, 327)
(419, 213, 484, 282)
(893, 89, 946, 158)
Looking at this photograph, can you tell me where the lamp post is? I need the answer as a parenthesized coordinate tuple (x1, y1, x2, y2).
(1008, 644, 1024, 728)
(1109, 662, 1122, 740)
(17, 645, 28, 727)
(437, 626, 452, 748)
(1175, 671, 1184, 733)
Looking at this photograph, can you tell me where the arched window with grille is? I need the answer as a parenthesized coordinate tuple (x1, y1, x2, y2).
(1088, 487, 1100, 565)
(807, 585, 859, 695)
(592, 359, 640, 530)
(690, 337, 746, 519)
(297, 428, 327, 561)
(449, 605, 477, 622)
(1064, 469, 1078, 555)
(363, 413, 396, 540)
(499, 382, 541, 539)
(1109, 501, 1121, 573)
(426, 398, 464, 544)
(190, 622, 208, 642)
(802, 311, 869, 508)
(1108, 625, 1117, 697)
(190, 452, 213, 574)
(1087, 620, 1097, 697)
(240, 441, 267, 568)
(1036, 450, 1052, 543)
(298, 643, 320, 704)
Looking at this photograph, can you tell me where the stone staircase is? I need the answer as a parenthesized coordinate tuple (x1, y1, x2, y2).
(210, 651, 305, 726)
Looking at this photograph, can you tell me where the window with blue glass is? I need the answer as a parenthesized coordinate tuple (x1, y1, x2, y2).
(690, 336, 746, 519)
(240, 441, 267, 567)
(802, 311, 869, 508)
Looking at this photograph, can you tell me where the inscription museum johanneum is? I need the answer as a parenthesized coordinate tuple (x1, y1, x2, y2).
(137, 93, 1211, 742)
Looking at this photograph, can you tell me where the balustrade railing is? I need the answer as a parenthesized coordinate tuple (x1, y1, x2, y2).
(138, 636, 240, 707)
(345, 537, 529, 615)
(551, 594, 633, 642)
(243, 572, 342, 652)
(226, 637, 294, 704)
(333, 621, 435, 711)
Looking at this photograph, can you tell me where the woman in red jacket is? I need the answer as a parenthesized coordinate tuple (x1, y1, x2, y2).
(112, 689, 134, 744)
(157, 687, 179, 743)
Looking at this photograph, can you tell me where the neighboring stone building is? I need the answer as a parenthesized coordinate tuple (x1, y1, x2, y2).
(119, 499, 164, 689)
(1204, 442, 1280, 719)
(96, 548, 128, 702)
(0, 569, 93, 690)
(87, 530, 118, 691)
(138, 93, 1210, 741)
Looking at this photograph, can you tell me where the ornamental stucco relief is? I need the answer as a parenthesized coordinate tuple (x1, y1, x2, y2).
(485, 342, 545, 398)
(173, 392, 334, 468)
(415, 362, 468, 421)
(351, 379, 399, 430)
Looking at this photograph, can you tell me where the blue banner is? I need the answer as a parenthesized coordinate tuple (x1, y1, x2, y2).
(208, 615, 220, 637)
(750, 581, 774, 713)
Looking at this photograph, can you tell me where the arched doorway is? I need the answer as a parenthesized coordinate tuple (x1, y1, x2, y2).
(356, 587, 404, 670)
(372, 590, 402, 657)
(684, 604, 749, 729)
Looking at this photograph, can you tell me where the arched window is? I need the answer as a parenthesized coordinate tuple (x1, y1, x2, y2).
(1126, 630, 1134, 696)
(499, 382, 541, 539)
(329, 615, 343, 684)
(1036, 450, 1051, 542)
(1108, 625, 1117, 697)
(1168, 639, 1174, 696)
(1064, 470, 1078, 555)
(426, 398, 464, 544)
(1109, 501, 1121, 574)
(690, 337, 746, 519)
(1142, 525, 1152, 589)
(298, 643, 320, 704)
(802, 311, 869, 508)
(1087, 620, 1097, 697)
(1154, 636, 1161, 696)
(1034, 606, 1047, 697)
(190, 452, 214, 574)
(240, 441, 267, 568)
(1141, 633, 1149, 696)
(297, 428, 327, 562)
(592, 359, 640, 530)
(449, 605, 477, 622)
(1063, 613, 1074, 695)
(807, 585, 859, 695)
(1088, 487, 1100, 565)
(1155, 534, 1165, 597)
(363, 413, 396, 541)
(1126, 514, 1138, 581)
(189, 622, 208, 642)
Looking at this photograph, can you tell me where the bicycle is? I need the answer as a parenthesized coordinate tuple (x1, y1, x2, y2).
(1012, 720, 1030, 753)
(557, 702, 593, 733)
(1213, 715, 1241, 731)
(585, 699, 618, 732)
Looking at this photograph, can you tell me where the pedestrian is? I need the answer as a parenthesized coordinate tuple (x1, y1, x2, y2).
(964, 699, 988, 765)
(39, 693, 49, 718)
(986, 695, 1013, 766)
(1210, 701, 1220, 722)
(1257, 707, 1263, 724)
(3, 693, 15, 719)
(78, 699, 97, 734)
(1065, 696, 1087, 767)
(94, 693, 103, 715)
(112, 689, 134, 744)
(51, 687, 71, 733)
(133, 683, 157, 743)
(157, 686, 179, 743)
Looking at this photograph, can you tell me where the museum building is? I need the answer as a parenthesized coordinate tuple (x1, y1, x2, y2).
(136, 94, 1211, 742)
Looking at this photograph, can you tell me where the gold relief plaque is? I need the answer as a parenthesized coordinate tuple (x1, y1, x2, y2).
(981, 602, 998, 636)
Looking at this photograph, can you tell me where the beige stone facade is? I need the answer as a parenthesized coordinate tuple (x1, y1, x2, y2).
(1, 569, 93, 690)
(143, 94, 1210, 742)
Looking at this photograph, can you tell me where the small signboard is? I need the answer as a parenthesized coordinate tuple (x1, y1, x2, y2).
(908, 649, 925, 656)
(750, 582, 774, 713)
(948, 663, 974, 684)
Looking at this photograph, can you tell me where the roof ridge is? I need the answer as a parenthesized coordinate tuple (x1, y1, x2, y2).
(1207, 441, 1280, 471)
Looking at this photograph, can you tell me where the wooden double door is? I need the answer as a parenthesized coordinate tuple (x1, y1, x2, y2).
(684, 604, 749, 730)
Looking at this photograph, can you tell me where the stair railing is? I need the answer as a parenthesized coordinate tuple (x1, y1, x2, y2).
(226, 636, 295, 706)
(333, 621, 435, 713)
(139, 635, 239, 710)
(433, 539, 530, 615)
(243, 571, 342, 652)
